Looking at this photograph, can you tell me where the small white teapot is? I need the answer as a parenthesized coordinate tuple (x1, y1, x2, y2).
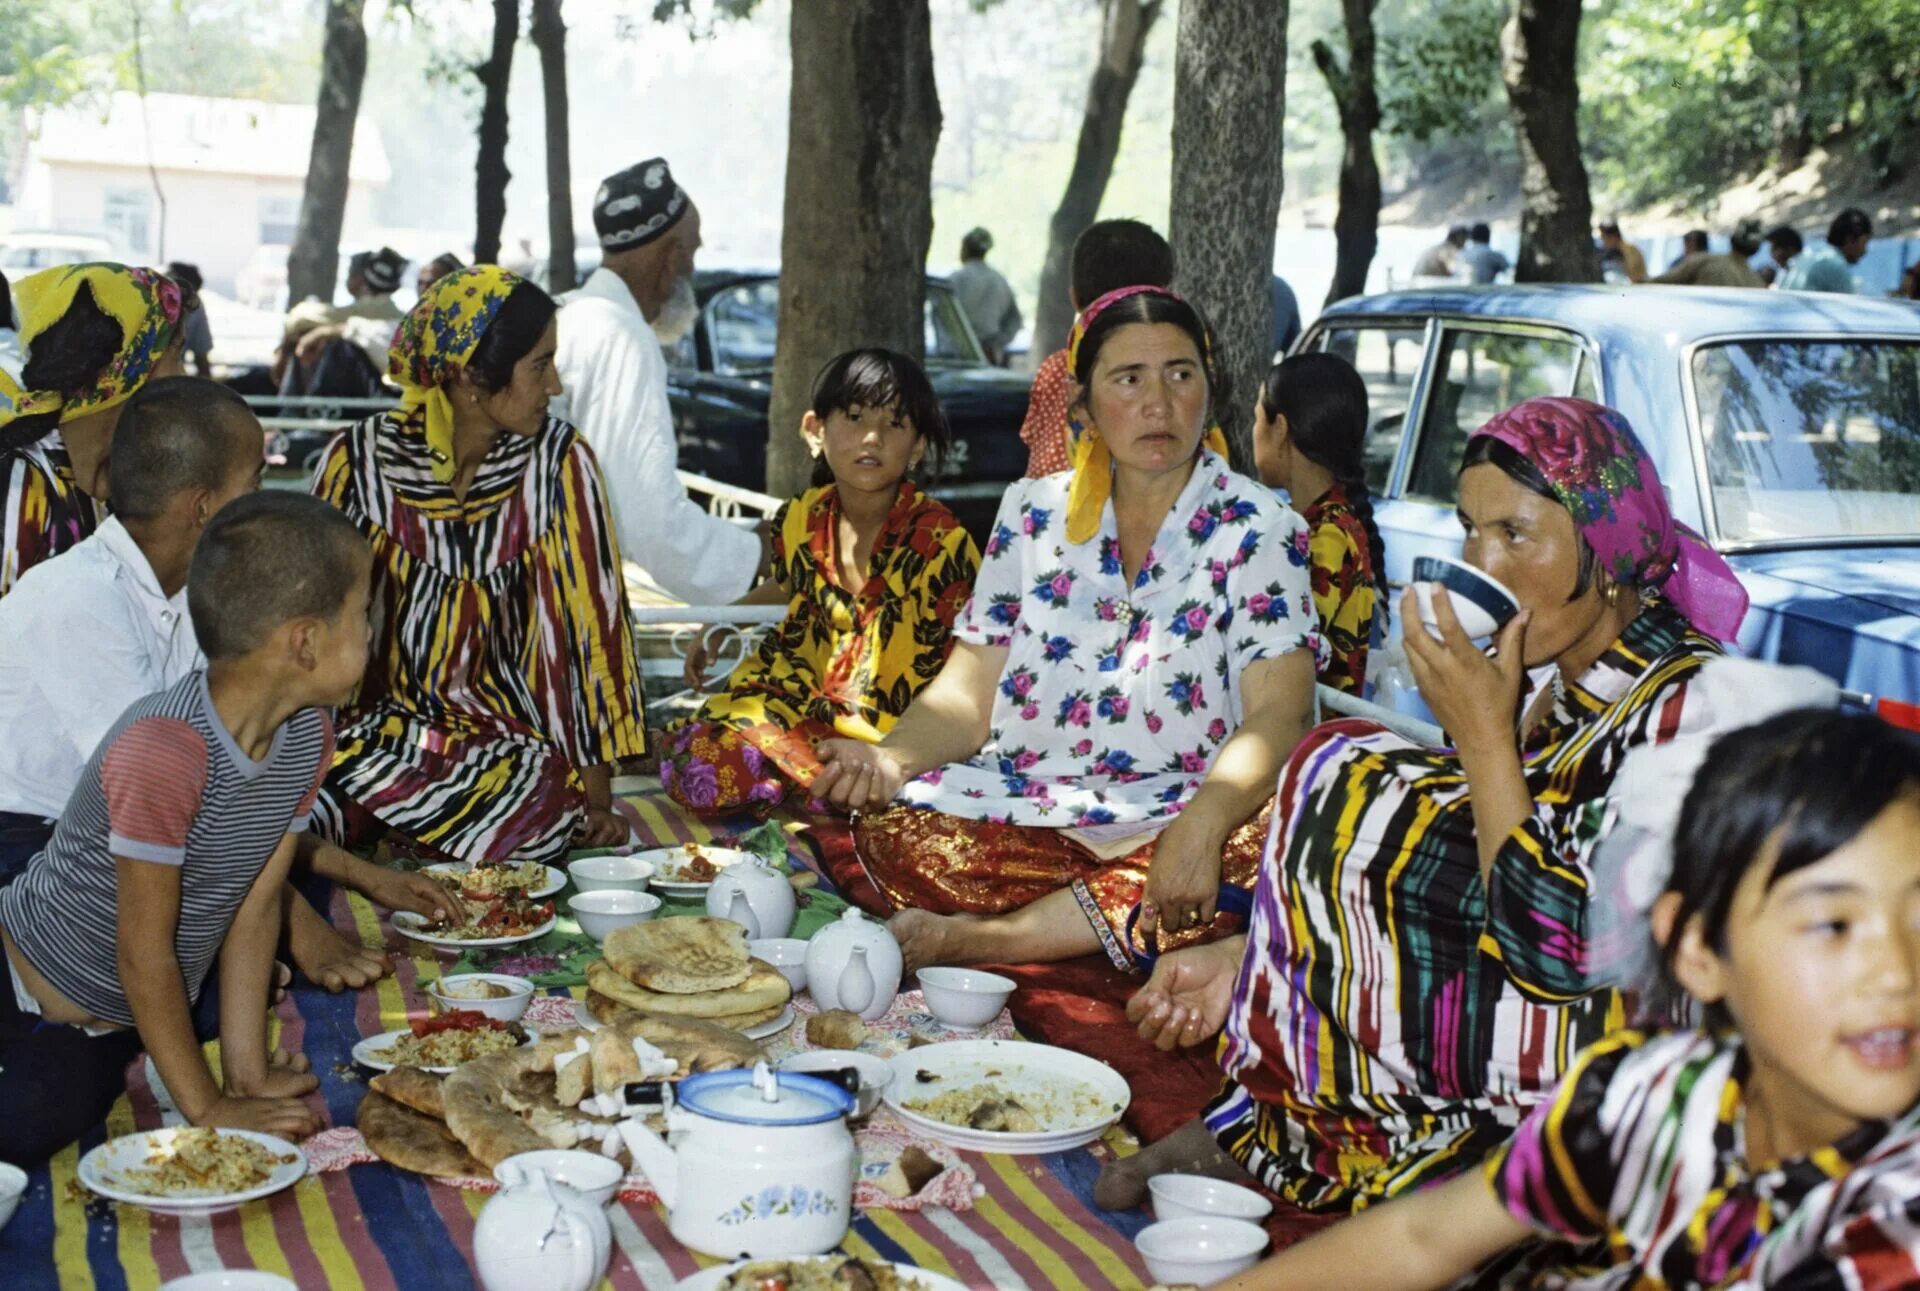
(473, 1159, 611, 1291)
(705, 855, 796, 940)
(618, 1062, 857, 1258)
(804, 907, 902, 1021)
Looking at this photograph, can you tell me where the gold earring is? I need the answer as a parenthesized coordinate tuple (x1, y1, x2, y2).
(1604, 581, 1622, 607)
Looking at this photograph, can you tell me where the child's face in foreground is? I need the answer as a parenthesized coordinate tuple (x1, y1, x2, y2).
(819, 404, 922, 496)
(310, 564, 374, 707)
(1694, 795, 1920, 1153)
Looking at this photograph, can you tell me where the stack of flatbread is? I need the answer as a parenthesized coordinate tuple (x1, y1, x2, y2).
(583, 916, 791, 1033)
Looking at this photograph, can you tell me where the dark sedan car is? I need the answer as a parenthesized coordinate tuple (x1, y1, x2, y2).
(660, 270, 1034, 535)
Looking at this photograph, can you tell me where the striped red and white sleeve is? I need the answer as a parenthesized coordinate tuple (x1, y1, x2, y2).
(289, 711, 337, 834)
(100, 717, 211, 866)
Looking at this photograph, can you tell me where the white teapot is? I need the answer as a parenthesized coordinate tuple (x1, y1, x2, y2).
(705, 855, 796, 940)
(617, 1062, 856, 1258)
(804, 907, 902, 1021)
(473, 1159, 611, 1291)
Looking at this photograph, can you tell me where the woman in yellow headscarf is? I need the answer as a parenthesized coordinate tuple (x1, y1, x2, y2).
(805, 287, 1322, 974)
(0, 263, 190, 595)
(310, 266, 646, 865)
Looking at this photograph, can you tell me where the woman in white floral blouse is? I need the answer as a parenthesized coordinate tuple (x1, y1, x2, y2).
(812, 287, 1321, 971)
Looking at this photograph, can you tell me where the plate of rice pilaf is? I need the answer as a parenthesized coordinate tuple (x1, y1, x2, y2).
(675, 1256, 969, 1291)
(79, 1127, 306, 1214)
(391, 893, 557, 948)
(629, 843, 753, 895)
(884, 1039, 1130, 1155)
(423, 860, 567, 900)
(353, 1011, 530, 1073)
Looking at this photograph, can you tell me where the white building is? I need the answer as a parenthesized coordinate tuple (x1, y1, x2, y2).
(10, 91, 390, 299)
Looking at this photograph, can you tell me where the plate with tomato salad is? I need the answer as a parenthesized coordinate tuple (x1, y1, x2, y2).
(391, 891, 558, 949)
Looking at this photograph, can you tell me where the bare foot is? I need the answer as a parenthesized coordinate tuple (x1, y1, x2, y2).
(1093, 1116, 1256, 1212)
(289, 905, 390, 993)
(887, 909, 981, 975)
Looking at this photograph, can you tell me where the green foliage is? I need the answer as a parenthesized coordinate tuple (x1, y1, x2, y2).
(1375, 0, 1503, 144)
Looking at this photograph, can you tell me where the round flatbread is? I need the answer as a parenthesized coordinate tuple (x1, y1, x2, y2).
(603, 916, 749, 994)
(442, 1052, 559, 1169)
(369, 1066, 446, 1120)
(359, 1090, 485, 1178)
(585, 993, 771, 1070)
(586, 956, 789, 1020)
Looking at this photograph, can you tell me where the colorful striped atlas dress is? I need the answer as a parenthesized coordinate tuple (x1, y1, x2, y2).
(1205, 603, 1728, 1212)
(1487, 1029, 1920, 1289)
(1, 437, 99, 597)
(311, 411, 645, 864)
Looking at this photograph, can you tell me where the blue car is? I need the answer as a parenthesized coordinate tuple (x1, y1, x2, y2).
(1299, 284, 1920, 714)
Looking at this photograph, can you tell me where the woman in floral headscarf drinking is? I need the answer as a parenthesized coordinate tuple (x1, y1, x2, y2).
(812, 286, 1322, 973)
(311, 266, 645, 865)
(1099, 396, 1757, 1228)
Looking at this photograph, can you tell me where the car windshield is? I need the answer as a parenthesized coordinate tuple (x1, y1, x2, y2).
(703, 279, 985, 375)
(1692, 339, 1920, 545)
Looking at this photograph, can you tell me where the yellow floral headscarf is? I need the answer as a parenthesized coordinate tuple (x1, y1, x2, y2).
(387, 265, 526, 484)
(0, 263, 186, 431)
(1063, 285, 1230, 544)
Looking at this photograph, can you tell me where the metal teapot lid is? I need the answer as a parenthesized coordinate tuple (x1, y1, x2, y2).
(671, 1062, 854, 1127)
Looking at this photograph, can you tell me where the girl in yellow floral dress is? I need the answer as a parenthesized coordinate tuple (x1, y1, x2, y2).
(663, 349, 980, 814)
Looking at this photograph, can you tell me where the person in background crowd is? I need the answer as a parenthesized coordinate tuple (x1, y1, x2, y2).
(1412, 225, 1469, 279)
(1597, 219, 1648, 282)
(1270, 274, 1301, 356)
(1765, 225, 1804, 285)
(417, 252, 464, 296)
(165, 262, 214, 377)
(551, 157, 767, 605)
(1020, 218, 1174, 479)
(1781, 208, 1873, 294)
(950, 227, 1022, 367)
(277, 247, 408, 399)
(1459, 223, 1511, 285)
(1897, 262, 1920, 302)
(1668, 229, 1709, 271)
(1251, 353, 1387, 697)
(313, 267, 645, 865)
(1, 263, 189, 596)
(665, 349, 979, 814)
(1652, 219, 1766, 288)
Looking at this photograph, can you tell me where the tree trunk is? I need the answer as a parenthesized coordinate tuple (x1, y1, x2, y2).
(530, 0, 575, 293)
(1313, 0, 1381, 307)
(473, 0, 519, 265)
(766, 0, 941, 499)
(1031, 0, 1163, 363)
(1169, 0, 1289, 458)
(1499, 0, 1600, 283)
(286, 0, 367, 307)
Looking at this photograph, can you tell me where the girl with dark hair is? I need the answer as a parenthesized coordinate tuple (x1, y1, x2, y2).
(808, 287, 1321, 973)
(1253, 352, 1387, 694)
(1, 264, 190, 596)
(1104, 397, 1759, 1214)
(1187, 703, 1920, 1290)
(311, 267, 646, 864)
(662, 348, 979, 813)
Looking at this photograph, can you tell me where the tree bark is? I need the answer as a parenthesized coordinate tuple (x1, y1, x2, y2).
(1312, 0, 1380, 307)
(1169, 0, 1289, 458)
(1499, 0, 1600, 283)
(286, 0, 367, 307)
(1031, 0, 1163, 363)
(473, 0, 519, 265)
(530, 0, 575, 293)
(766, 0, 941, 499)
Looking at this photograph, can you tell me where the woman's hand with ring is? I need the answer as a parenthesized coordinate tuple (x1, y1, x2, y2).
(1400, 587, 1531, 753)
(812, 740, 913, 814)
(1140, 805, 1230, 941)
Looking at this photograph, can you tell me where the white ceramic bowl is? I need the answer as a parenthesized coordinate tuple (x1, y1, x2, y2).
(494, 1149, 624, 1209)
(569, 854, 656, 894)
(427, 972, 534, 1022)
(1148, 1173, 1274, 1224)
(568, 889, 661, 941)
(749, 938, 810, 992)
(916, 966, 1015, 1029)
(779, 1049, 894, 1117)
(1135, 1216, 1269, 1287)
(1411, 554, 1521, 641)
(159, 1275, 298, 1291)
(0, 1161, 25, 1233)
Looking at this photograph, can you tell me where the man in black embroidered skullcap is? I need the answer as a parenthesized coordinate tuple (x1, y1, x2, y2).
(551, 157, 767, 605)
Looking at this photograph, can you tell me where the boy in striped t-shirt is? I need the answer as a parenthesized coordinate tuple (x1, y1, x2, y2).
(0, 492, 371, 1162)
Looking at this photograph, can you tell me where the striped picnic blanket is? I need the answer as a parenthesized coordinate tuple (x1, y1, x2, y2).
(0, 801, 1157, 1288)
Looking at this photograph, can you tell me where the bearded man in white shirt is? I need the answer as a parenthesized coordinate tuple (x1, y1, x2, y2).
(553, 158, 768, 604)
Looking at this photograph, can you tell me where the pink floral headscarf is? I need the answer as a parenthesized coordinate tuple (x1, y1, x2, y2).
(1470, 396, 1749, 641)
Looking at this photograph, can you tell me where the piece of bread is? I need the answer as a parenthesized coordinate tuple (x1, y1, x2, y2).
(550, 1033, 596, 1107)
(583, 1002, 769, 1075)
(806, 1009, 869, 1051)
(603, 916, 750, 994)
(585, 956, 789, 1019)
(359, 1090, 485, 1178)
(872, 1146, 943, 1199)
(369, 1066, 446, 1120)
(442, 1052, 559, 1168)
